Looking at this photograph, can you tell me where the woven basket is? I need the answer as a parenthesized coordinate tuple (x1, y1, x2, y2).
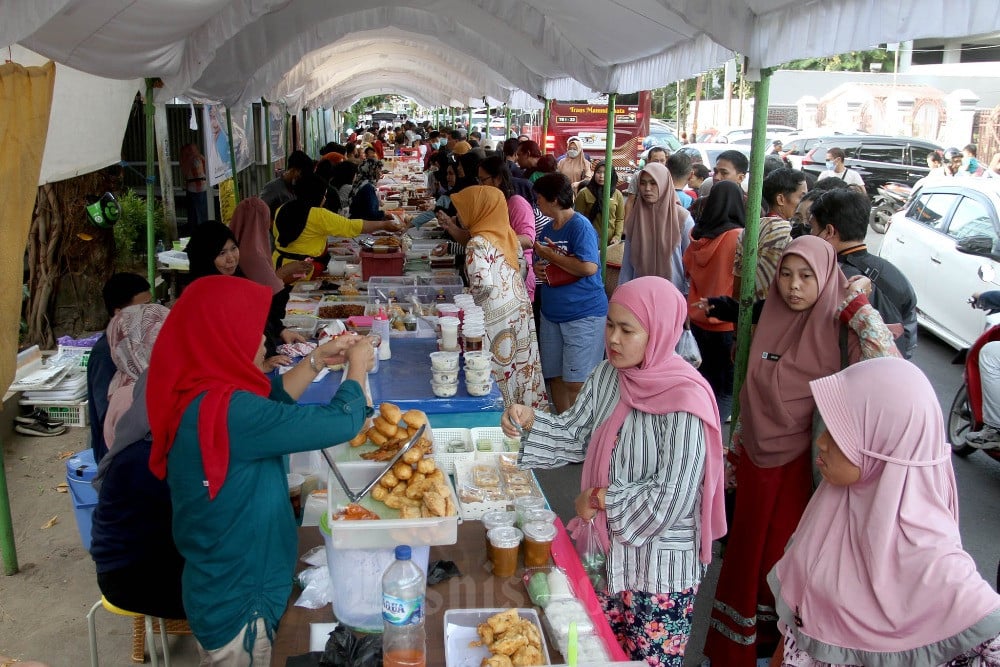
(131, 617, 191, 663)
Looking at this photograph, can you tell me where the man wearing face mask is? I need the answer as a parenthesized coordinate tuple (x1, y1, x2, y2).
(817, 147, 866, 194)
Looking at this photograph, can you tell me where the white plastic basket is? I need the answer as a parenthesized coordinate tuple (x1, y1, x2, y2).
(19, 400, 89, 427)
(431, 428, 474, 474)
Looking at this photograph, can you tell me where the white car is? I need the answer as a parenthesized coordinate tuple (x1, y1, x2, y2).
(878, 178, 1000, 349)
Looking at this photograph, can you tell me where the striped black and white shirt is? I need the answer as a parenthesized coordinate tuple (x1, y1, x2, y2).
(521, 361, 708, 594)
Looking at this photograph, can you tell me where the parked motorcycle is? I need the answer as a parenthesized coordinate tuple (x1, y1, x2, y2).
(947, 296, 1000, 462)
(869, 182, 912, 234)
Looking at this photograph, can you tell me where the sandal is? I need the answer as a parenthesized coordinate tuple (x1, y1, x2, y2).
(15, 409, 64, 430)
(14, 420, 67, 437)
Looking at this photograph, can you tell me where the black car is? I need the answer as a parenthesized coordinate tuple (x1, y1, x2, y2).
(793, 134, 944, 194)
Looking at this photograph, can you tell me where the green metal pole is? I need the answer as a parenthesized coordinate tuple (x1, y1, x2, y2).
(731, 68, 772, 433)
(600, 94, 616, 279)
(505, 106, 511, 137)
(541, 99, 550, 148)
(145, 78, 156, 289)
(225, 107, 240, 202)
(0, 433, 19, 575)
(263, 100, 273, 169)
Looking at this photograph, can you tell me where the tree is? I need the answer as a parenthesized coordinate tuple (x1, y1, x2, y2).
(782, 49, 894, 73)
(24, 167, 122, 348)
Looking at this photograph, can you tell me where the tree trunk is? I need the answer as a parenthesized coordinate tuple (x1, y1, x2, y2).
(693, 75, 704, 140)
(24, 169, 120, 348)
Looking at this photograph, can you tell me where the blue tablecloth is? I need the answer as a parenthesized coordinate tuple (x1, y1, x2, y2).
(296, 338, 503, 426)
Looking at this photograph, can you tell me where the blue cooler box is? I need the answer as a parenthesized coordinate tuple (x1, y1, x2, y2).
(66, 449, 98, 552)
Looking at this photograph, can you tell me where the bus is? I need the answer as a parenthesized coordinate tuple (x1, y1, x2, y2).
(536, 91, 652, 175)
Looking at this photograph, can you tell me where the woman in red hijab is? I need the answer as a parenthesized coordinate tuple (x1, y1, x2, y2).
(704, 236, 899, 666)
(146, 275, 374, 664)
(502, 276, 726, 666)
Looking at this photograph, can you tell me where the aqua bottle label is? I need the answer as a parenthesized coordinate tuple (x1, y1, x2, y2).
(382, 594, 424, 626)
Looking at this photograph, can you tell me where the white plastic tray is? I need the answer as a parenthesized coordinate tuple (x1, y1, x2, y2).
(443, 608, 550, 667)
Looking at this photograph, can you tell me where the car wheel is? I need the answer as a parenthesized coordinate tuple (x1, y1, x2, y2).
(948, 385, 978, 457)
(869, 200, 895, 234)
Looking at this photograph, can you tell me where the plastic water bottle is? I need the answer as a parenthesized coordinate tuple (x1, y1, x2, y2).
(374, 308, 392, 361)
(382, 545, 426, 667)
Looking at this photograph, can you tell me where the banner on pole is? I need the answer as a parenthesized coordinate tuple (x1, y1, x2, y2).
(203, 104, 254, 185)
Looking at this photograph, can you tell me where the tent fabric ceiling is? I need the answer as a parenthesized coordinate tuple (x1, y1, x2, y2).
(4, 0, 1000, 112)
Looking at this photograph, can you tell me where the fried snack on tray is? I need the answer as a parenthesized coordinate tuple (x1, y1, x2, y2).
(348, 430, 368, 447)
(332, 504, 380, 521)
(402, 409, 428, 429)
(380, 402, 402, 425)
(472, 609, 544, 666)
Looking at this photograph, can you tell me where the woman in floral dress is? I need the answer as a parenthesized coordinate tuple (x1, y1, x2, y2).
(451, 186, 547, 409)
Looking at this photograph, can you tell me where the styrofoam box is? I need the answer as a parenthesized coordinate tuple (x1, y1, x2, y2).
(431, 427, 474, 474)
(444, 608, 549, 667)
(323, 465, 459, 549)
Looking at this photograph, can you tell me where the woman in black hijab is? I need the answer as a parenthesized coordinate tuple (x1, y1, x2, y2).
(184, 222, 302, 369)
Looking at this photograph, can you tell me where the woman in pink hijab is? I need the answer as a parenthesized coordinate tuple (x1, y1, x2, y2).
(502, 276, 726, 666)
(705, 236, 900, 665)
(103, 303, 170, 449)
(769, 357, 1000, 666)
(229, 197, 309, 289)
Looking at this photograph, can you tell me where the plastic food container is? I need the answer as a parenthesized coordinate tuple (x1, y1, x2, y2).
(430, 351, 460, 371)
(466, 381, 493, 397)
(487, 527, 523, 577)
(464, 368, 492, 384)
(514, 495, 547, 527)
(481, 510, 518, 562)
(522, 520, 558, 567)
(321, 514, 431, 632)
(443, 608, 550, 666)
(431, 382, 458, 397)
(463, 351, 491, 371)
(431, 369, 458, 384)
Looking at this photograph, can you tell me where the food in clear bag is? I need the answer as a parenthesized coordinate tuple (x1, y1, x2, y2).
(676, 328, 702, 368)
(574, 517, 608, 591)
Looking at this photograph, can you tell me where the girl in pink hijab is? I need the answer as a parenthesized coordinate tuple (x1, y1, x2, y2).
(503, 276, 726, 666)
(770, 357, 1000, 666)
(103, 303, 170, 449)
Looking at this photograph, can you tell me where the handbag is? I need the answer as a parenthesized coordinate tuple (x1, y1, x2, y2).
(541, 243, 580, 287)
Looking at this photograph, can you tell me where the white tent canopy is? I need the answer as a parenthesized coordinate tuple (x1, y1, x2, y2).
(6, 0, 998, 113)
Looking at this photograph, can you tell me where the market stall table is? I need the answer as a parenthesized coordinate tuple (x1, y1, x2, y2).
(296, 338, 503, 428)
(271, 522, 555, 666)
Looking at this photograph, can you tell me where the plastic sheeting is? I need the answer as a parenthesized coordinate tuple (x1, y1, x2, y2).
(7, 0, 998, 113)
(0, 60, 54, 395)
(9, 47, 140, 185)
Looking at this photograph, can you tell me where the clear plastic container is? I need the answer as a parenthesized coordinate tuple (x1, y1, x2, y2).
(521, 520, 557, 567)
(487, 527, 522, 577)
(383, 545, 426, 665)
(514, 495, 547, 527)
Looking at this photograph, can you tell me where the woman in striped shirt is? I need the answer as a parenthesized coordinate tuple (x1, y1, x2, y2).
(502, 276, 727, 666)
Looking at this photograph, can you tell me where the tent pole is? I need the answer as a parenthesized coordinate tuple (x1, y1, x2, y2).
(0, 432, 19, 575)
(485, 102, 490, 137)
(541, 99, 550, 148)
(144, 78, 156, 289)
(263, 100, 273, 172)
(467, 106, 472, 131)
(599, 93, 616, 279)
(505, 106, 511, 137)
(225, 107, 240, 202)
(731, 67, 772, 434)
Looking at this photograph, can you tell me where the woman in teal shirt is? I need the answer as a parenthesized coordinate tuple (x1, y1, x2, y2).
(147, 275, 374, 665)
